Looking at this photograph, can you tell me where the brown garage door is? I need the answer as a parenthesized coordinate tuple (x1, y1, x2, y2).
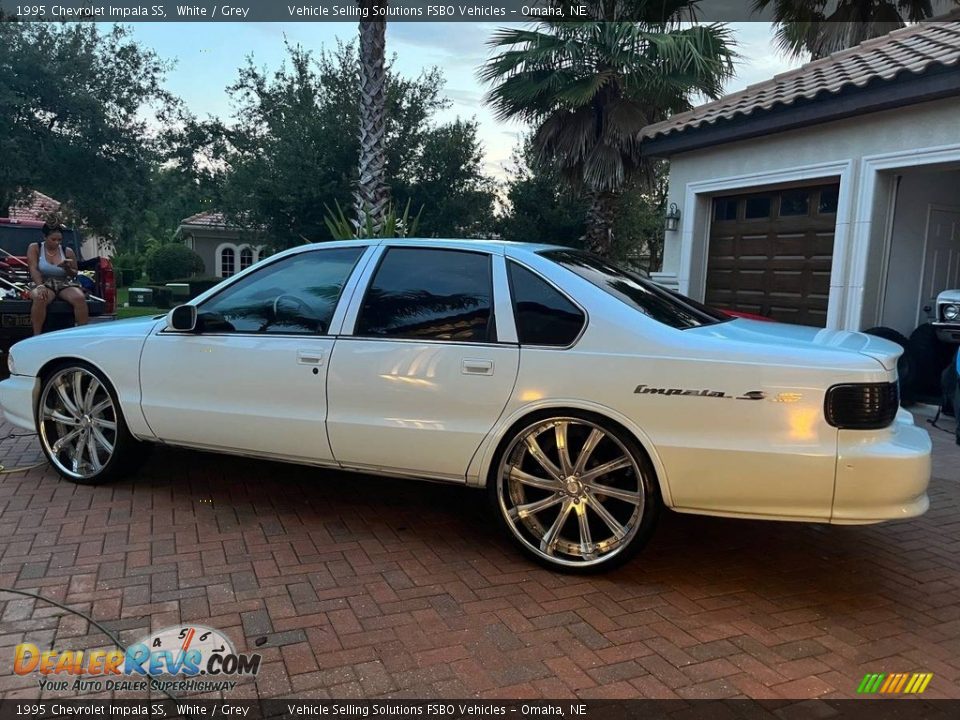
(707, 183, 839, 327)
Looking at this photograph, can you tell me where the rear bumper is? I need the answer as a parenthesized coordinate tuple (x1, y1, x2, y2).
(831, 412, 931, 524)
(0, 374, 37, 432)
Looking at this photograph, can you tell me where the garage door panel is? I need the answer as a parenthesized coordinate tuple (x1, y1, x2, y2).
(707, 184, 838, 327)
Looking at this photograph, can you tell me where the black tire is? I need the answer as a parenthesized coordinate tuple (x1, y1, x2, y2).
(487, 410, 660, 573)
(942, 359, 958, 418)
(908, 324, 955, 398)
(36, 360, 144, 484)
(862, 327, 915, 406)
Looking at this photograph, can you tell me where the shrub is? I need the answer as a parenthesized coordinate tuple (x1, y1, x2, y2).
(112, 251, 146, 287)
(144, 244, 205, 284)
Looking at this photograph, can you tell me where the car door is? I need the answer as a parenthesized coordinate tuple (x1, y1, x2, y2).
(139, 245, 370, 462)
(326, 245, 520, 480)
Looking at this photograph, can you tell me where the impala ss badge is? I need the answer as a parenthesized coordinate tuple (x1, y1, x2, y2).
(634, 385, 766, 400)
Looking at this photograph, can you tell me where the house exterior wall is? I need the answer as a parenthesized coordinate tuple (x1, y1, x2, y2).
(182, 231, 263, 278)
(661, 96, 960, 331)
(880, 170, 960, 336)
(185, 233, 218, 276)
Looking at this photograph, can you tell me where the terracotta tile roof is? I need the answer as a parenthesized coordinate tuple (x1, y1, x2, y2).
(8, 191, 61, 221)
(179, 210, 230, 227)
(642, 19, 960, 141)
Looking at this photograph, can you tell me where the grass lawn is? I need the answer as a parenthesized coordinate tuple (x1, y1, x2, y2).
(115, 287, 167, 319)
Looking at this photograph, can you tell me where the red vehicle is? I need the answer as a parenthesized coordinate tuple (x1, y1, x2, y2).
(0, 218, 115, 348)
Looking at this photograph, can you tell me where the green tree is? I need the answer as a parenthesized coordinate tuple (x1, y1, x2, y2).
(199, 42, 494, 247)
(0, 22, 175, 243)
(498, 139, 588, 246)
(396, 119, 497, 238)
(481, 3, 735, 256)
(499, 136, 666, 269)
(754, 0, 953, 60)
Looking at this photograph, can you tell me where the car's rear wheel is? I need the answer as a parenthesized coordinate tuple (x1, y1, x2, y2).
(36, 362, 140, 484)
(489, 413, 659, 572)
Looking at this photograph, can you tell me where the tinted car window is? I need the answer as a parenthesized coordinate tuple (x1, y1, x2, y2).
(508, 261, 584, 346)
(197, 247, 363, 335)
(0, 225, 83, 257)
(357, 248, 493, 342)
(542, 250, 722, 329)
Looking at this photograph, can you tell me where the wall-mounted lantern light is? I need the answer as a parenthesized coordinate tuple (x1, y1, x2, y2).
(665, 203, 681, 232)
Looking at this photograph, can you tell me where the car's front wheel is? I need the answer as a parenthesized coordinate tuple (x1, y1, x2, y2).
(36, 362, 141, 484)
(490, 413, 659, 572)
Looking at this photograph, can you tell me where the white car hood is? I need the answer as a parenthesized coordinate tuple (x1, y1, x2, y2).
(689, 319, 901, 371)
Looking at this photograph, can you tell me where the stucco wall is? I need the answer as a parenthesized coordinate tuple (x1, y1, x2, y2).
(661, 96, 960, 330)
(188, 234, 219, 277)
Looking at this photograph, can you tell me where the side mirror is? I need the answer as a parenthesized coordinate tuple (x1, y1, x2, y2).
(166, 304, 198, 332)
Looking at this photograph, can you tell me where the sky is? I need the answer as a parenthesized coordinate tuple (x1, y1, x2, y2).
(128, 22, 803, 180)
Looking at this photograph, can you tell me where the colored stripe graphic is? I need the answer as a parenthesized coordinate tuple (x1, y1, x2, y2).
(858, 672, 932, 694)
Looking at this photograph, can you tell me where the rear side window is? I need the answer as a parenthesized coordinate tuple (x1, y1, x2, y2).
(542, 249, 722, 329)
(357, 248, 494, 342)
(508, 261, 584, 346)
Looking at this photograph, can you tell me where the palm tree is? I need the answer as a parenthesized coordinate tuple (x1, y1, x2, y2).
(754, 0, 949, 60)
(355, 0, 389, 236)
(481, 3, 735, 256)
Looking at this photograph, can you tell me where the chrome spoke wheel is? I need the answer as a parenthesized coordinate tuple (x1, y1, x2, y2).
(39, 367, 119, 481)
(497, 418, 647, 568)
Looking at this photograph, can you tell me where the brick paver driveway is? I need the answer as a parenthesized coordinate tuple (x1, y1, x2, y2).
(1, 412, 959, 701)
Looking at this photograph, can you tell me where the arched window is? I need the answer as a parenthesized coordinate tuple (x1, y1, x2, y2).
(240, 247, 254, 271)
(220, 247, 236, 277)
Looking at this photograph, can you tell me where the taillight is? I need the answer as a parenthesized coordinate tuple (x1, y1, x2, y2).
(100, 258, 116, 314)
(824, 383, 899, 430)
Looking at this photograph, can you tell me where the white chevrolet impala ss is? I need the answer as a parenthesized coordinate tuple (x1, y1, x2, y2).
(0, 239, 932, 571)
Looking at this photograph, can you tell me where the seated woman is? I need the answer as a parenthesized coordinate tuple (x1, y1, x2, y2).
(27, 223, 88, 336)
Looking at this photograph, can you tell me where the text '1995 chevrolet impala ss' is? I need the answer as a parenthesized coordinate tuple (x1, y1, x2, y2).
(0, 239, 932, 571)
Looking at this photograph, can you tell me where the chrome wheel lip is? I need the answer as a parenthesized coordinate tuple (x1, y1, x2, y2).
(38, 367, 117, 481)
(496, 417, 645, 569)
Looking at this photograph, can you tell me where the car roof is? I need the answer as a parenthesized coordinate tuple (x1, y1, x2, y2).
(286, 238, 568, 256)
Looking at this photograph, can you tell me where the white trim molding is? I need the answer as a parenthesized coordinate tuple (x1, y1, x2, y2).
(849, 143, 960, 330)
(214, 242, 239, 278)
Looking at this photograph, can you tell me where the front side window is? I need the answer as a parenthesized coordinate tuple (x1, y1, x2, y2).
(508, 261, 584, 346)
(356, 248, 494, 342)
(197, 247, 363, 335)
(542, 250, 725, 330)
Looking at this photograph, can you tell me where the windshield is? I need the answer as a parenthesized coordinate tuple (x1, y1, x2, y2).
(0, 225, 82, 257)
(541, 249, 727, 330)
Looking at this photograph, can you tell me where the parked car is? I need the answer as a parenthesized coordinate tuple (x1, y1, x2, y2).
(933, 288, 960, 344)
(0, 219, 116, 350)
(0, 240, 932, 571)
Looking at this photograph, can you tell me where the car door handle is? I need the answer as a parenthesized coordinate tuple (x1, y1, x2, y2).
(462, 359, 493, 376)
(297, 350, 325, 366)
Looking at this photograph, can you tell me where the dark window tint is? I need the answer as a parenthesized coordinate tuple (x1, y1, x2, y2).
(818, 186, 839, 214)
(197, 247, 363, 335)
(744, 196, 771, 219)
(779, 190, 810, 216)
(542, 250, 724, 329)
(713, 197, 738, 221)
(357, 248, 493, 342)
(0, 225, 82, 257)
(508, 261, 585, 346)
